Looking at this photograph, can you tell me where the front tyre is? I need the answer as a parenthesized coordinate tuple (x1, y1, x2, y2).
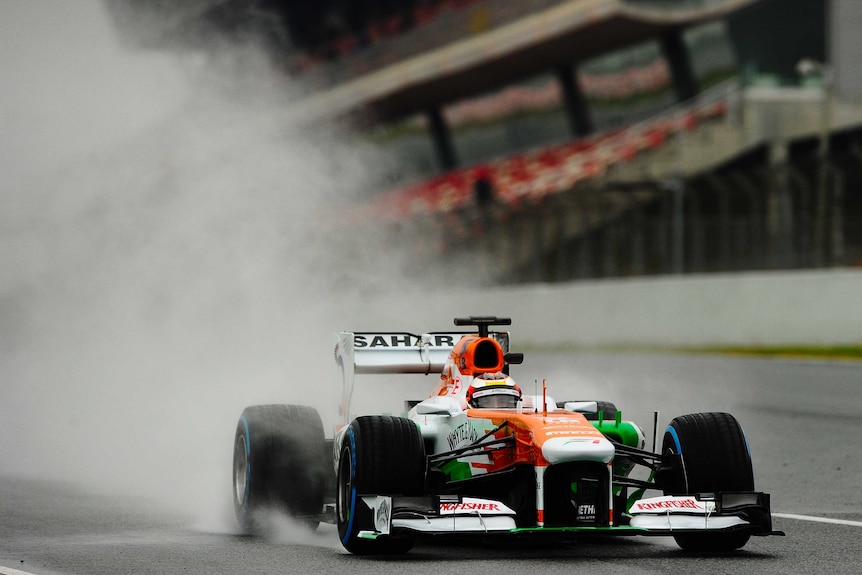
(233, 404, 327, 533)
(336, 416, 426, 554)
(662, 412, 754, 552)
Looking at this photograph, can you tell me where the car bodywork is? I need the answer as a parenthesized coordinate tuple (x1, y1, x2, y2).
(231, 316, 782, 553)
(328, 317, 783, 551)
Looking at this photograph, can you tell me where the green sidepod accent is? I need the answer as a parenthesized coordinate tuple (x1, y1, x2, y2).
(590, 419, 641, 447)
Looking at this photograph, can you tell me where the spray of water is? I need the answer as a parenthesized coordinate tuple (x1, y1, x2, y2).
(0, 1, 435, 535)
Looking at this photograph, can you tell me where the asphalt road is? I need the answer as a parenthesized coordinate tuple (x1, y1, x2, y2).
(3, 352, 862, 575)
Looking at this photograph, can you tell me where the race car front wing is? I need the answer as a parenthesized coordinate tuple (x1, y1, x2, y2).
(355, 492, 783, 540)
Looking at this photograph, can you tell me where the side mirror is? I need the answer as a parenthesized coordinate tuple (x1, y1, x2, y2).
(504, 352, 524, 365)
(563, 401, 598, 414)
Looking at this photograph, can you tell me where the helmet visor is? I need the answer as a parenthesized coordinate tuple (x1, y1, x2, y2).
(470, 386, 520, 409)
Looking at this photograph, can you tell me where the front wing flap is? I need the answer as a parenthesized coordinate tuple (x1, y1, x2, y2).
(355, 492, 784, 540)
(357, 495, 518, 539)
(627, 492, 783, 536)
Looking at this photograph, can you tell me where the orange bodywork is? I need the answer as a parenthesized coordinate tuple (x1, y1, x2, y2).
(452, 336, 504, 374)
(430, 335, 505, 398)
(465, 409, 608, 469)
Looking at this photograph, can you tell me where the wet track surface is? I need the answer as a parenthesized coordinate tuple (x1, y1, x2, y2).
(3, 352, 862, 575)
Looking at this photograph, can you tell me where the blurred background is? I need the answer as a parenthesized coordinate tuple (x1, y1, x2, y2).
(2, 0, 860, 525)
(105, 0, 862, 283)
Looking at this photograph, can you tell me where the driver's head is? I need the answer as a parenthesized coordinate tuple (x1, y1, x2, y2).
(466, 373, 522, 409)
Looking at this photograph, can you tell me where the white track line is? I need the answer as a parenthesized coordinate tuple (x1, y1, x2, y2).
(773, 513, 862, 528)
(0, 567, 39, 575)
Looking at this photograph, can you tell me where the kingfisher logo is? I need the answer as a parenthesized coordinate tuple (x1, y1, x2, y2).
(440, 502, 502, 512)
(633, 497, 707, 512)
(439, 497, 515, 516)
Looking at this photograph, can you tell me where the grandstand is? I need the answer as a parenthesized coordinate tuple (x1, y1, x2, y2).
(106, 0, 862, 282)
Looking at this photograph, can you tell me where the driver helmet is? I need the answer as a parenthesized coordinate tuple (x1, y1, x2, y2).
(466, 372, 522, 408)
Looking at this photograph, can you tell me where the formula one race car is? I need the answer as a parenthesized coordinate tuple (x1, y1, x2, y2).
(231, 316, 782, 554)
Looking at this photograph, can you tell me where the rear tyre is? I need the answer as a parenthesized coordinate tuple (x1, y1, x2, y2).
(336, 416, 426, 555)
(661, 412, 754, 552)
(233, 404, 327, 533)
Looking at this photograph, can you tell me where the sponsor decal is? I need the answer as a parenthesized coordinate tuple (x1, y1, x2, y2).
(558, 438, 602, 445)
(480, 379, 507, 386)
(440, 502, 501, 512)
(433, 335, 457, 348)
(633, 497, 709, 513)
(541, 417, 585, 424)
(438, 499, 514, 515)
(577, 504, 596, 519)
(374, 497, 391, 532)
(451, 377, 462, 395)
(354, 334, 457, 348)
(354, 334, 414, 348)
(447, 422, 479, 450)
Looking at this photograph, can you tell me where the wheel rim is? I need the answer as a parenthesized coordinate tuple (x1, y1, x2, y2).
(337, 445, 353, 526)
(233, 434, 248, 507)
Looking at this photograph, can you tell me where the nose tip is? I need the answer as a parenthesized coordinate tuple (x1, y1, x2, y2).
(542, 436, 615, 464)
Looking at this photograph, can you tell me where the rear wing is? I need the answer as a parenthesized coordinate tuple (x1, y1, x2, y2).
(334, 330, 510, 427)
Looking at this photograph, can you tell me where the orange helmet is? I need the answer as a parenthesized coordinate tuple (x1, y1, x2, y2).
(466, 372, 522, 409)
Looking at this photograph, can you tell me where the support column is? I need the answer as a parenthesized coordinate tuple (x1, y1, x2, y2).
(668, 176, 686, 274)
(688, 185, 704, 272)
(426, 105, 457, 171)
(557, 64, 593, 137)
(660, 29, 699, 103)
(578, 198, 593, 279)
(813, 87, 833, 267)
(831, 167, 845, 266)
(705, 173, 732, 271)
(531, 210, 544, 282)
(602, 220, 618, 278)
(553, 196, 570, 281)
(729, 170, 766, 270)
(767, 142, 794, 269)
(630, 206, 645, 276)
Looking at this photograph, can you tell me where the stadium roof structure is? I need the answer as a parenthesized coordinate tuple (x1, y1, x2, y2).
(294, 0, 761, 124)
(107, 0, 763, 126)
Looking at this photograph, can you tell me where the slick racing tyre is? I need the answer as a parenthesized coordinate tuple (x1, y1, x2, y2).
(233, 404, 327, 533)
(661, 412, 755, 552)
(336, 416, 426, 555)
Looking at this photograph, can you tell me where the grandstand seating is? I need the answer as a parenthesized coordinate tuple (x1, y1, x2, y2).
(369, 98, 727, 219)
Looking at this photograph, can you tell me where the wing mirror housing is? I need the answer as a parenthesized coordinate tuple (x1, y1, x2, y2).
(504, 352, 524, 365)
(563, 401, 599, 414)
